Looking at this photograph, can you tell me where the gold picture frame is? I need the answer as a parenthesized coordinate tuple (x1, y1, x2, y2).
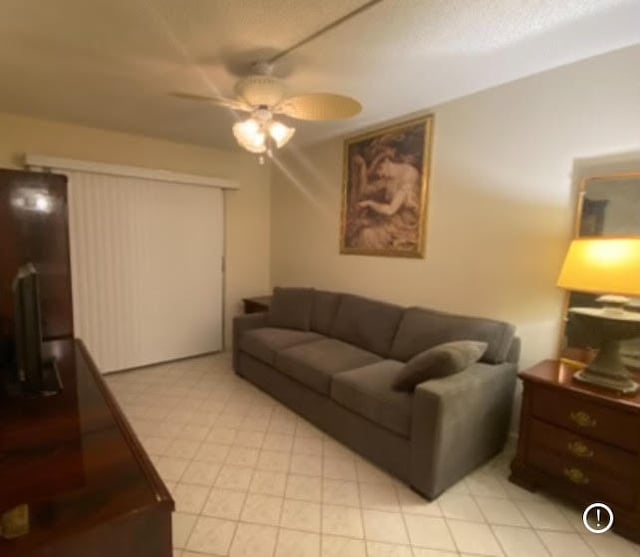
(340, 115, 434, 258)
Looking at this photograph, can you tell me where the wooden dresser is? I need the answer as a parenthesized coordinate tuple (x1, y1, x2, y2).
(510, 359, 640, 542)
(242, 295, 272, 314)
(0, 339, 174, 556)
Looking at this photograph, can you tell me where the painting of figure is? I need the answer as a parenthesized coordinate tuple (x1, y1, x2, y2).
(340, 115, 433, 257)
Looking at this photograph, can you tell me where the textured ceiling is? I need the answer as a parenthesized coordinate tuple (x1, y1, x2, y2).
(1, 0, 639, 151)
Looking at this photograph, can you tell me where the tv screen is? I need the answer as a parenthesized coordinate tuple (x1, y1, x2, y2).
(13, 263, 44, 391)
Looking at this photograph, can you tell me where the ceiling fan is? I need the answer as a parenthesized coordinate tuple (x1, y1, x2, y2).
(171, 1, 386, 157)
(173, 60, 362, 157)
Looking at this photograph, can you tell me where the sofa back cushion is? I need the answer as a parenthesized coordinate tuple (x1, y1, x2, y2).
(330, 294, 404, 357)
(390, 307, 516, 364)
(267, 287, 313, 331)
(311, 290, 342, 336)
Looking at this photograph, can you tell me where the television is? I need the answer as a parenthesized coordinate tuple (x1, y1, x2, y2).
(12, 263, 61, 395)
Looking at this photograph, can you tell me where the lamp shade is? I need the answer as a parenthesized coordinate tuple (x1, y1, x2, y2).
(268, 121, 295, 148)
(232, 118, 267, 154)
(557, 237, 640, 296)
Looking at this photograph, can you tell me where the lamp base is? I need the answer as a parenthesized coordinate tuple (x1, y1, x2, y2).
(574, 337, 639, 394)
(567, 308, 640, 395)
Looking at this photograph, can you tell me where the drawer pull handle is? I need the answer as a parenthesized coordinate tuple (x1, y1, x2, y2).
(567, 441, 594, 459)
(569, 411, 597, 428)
(563, 467, 590, 485)
(0, 504, 29, 539)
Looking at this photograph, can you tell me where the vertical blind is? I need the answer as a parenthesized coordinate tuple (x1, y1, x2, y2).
(66, 170, 223, 372)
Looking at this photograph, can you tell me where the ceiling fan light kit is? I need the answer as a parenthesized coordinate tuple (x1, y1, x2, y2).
(232, 107, 295, 156)
(177, 62, 361, 159)
(174, 2, 379, 157)
(267, 120, 296, 148)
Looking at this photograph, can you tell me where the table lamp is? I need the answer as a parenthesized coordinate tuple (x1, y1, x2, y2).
(557, 237, 640, 394)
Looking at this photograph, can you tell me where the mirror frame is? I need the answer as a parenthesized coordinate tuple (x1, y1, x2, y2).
(560, 171, 640, 362)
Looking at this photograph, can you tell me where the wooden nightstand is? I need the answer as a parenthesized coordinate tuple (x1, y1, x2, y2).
(242, 295, 272, 314)
(510, 360, 640, 542)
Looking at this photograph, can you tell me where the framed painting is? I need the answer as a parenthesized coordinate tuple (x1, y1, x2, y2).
(340, 115, 434, 258)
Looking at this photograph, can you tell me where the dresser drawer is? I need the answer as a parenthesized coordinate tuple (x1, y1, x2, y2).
(528, 445, 635, 508)
(530, 385, 640, 453)
(529, 419, 636, 480)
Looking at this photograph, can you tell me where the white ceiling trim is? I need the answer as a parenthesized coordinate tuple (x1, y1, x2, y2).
(24, 154, 239, 190)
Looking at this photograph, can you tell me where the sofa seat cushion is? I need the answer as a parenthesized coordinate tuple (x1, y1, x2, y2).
(331, 361, 412, 437)
(239, 327, 324, 366)
(275, 338, 381, 395)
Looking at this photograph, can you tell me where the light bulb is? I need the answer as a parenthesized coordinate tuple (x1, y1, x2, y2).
(233, 113, 295, 155)
(35, 195, 51, 212)
(268, 120, 295, 148)
(233, 118, 267, 153)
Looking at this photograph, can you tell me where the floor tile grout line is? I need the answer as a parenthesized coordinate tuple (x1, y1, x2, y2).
(176, 368, 259, 552)
(268, 403, 297, 557)
(536, 528, 597, 557)
(319, 430, 328, 555)
(530, 524, 556, 557)
(485, 521, 513, 557)
(440, 496, 462, 556)
(393, 482, 417, 556)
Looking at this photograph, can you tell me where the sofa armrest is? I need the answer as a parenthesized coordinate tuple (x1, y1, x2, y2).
(232, 313, 268, 372)
(409, 361, 517, 498)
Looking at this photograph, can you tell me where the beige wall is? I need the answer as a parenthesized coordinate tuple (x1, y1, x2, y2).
(0, 111, 271, 348)
(271, 45, 640, 372)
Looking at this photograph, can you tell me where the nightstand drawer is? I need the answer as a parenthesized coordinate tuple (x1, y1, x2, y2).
(531, 386, 640, 452)
(528, 445, 635, 508)
(529, 419, 636, 480)
(511, 360, 640, 543)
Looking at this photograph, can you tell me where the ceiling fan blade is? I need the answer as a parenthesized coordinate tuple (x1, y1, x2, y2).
(170, 92, 251, 112)
(275, 93, 361, 121)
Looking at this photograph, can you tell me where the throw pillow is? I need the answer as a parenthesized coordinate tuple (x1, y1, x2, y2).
(392, 340, 488, 391)
(267, 287, 314, 331)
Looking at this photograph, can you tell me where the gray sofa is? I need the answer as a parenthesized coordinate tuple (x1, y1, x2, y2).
(233, 289, 519, 499)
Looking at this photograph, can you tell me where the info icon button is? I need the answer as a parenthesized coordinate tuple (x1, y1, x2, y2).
(583, 503, 614, 534)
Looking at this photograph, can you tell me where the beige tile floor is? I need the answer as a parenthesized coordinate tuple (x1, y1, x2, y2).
(106, 353, 640, 557)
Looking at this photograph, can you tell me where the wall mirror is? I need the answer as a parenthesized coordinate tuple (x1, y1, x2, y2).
(562, 172, 640, 368)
